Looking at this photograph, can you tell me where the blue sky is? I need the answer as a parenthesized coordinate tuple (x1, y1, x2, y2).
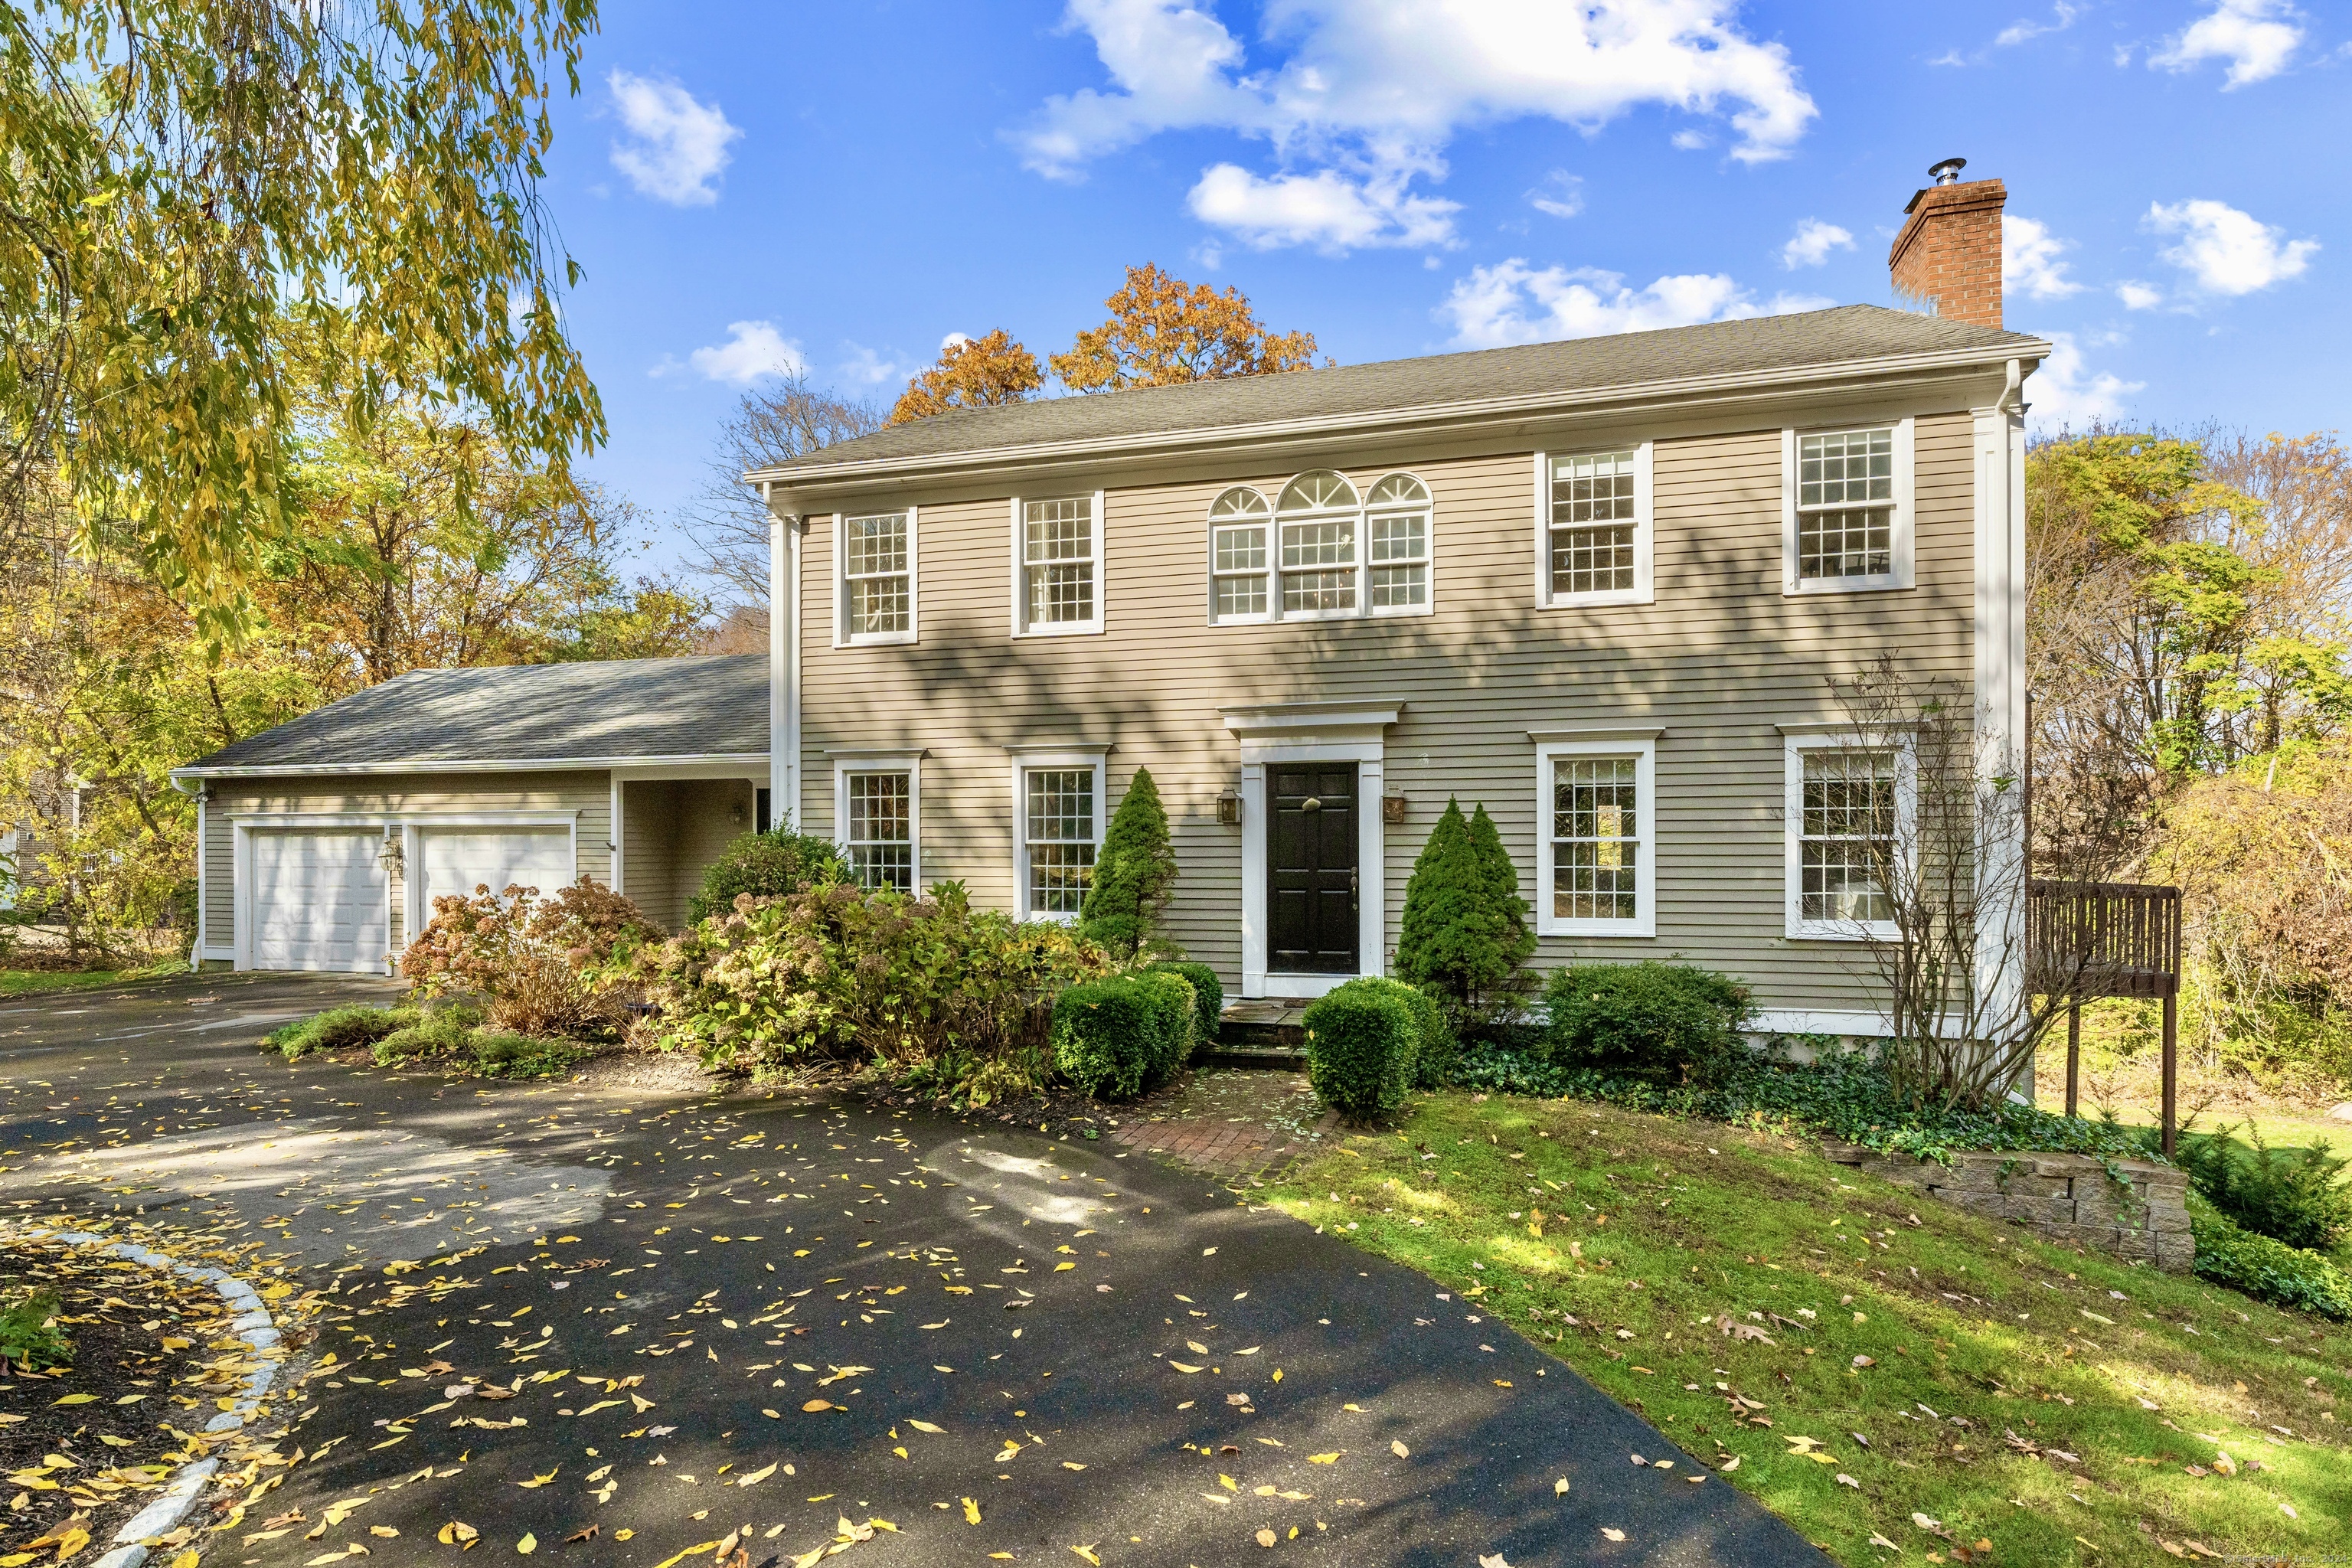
(533, 1, 2348, 579)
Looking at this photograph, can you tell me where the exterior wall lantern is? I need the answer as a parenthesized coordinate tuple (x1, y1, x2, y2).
(377, 827, 405, 877)
(1381, 794, 1409, 825)
(1216, 789, 1242, 827)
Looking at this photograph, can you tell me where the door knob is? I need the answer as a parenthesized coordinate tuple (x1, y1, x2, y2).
(1301, 796, 1321, 812)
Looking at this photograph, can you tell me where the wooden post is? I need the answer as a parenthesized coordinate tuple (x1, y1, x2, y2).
(2065, 1003, 2081, 1119)
(2161, 990, 2179, 1159)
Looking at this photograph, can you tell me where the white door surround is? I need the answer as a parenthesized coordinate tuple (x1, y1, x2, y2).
(1220, 701, 1400, 1000)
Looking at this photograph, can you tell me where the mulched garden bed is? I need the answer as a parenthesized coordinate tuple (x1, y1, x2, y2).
(0, 1228, 244, 1559)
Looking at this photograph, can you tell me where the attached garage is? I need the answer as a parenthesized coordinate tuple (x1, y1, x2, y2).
(410, 823, 577, 921)
(171, 655, 773, 974)
(247, 828, 390, 973)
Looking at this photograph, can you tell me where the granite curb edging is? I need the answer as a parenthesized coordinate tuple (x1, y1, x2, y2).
(25, 1225, 283, 1568)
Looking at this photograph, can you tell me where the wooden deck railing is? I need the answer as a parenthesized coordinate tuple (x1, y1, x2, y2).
(2026, 878, 2186, 1152)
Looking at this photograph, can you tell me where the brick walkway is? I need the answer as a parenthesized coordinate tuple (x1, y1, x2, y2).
(1109, 1066, 1343, 1185)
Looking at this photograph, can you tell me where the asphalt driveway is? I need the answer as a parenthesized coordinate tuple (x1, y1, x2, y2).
(0, 974, 1825, 1567)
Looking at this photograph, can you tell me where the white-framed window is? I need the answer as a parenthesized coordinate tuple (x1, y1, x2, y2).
(1532, 731, 1657, 937)
(836, 508, 916, 645)
(1207, 470, 1434, 625)
(1364, 472, 1431, 612)
(1011, 492, 1104, 636)
(1007, 747, 1108, 921)
(1782, 418, 1914, 594)
(835, 763, 917, 893)
(1208, 486, 1273, 622)
(1537, 444, 1653, 607)
(1782, 730, 1910, 940)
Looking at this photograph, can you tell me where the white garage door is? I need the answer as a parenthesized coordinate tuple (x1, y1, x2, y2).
(250, 830, 389, 973)
(416, 826, 575, 916)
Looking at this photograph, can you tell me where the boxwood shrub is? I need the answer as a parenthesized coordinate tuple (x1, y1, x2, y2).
(1152, 961, 1223, 1046)
(1540, 960, 1749, 1083)
(686, 829, 848, 926)
(1304, 977, 1425, 1122)
(2188, 1197, 2352, 1321)
(1053, 970, 1195, 1100)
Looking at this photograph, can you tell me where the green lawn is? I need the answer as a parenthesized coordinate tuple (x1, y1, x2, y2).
(0, 960, 185, 995)
(1269, 1091, 2348, 1566)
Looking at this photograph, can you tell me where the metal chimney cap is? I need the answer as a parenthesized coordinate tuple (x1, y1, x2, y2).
(1929, 157, 1968, 185)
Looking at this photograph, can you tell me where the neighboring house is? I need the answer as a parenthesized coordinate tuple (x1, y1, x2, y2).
(170, 656, 769, 972)
(179, 165, 2045, 1035)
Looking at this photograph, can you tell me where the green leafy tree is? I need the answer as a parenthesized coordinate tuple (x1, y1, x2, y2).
(1395, 798, 1533, 1037)
(0, 0, 603, 635)
(1080, 767, 1178, 957)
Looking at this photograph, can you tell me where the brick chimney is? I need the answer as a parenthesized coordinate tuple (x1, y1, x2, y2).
(1888, 158, 2006, 330)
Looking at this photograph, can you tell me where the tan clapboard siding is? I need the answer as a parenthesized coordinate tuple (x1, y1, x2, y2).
(201, 771, 612, 954)
(671, 779, 755, 924)
(201, 805, 236, 948)
(621, 780, 681, 929)
(799, 412, 1978, 1018)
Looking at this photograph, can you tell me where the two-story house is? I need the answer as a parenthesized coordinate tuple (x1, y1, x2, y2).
(176, 164, 2043, 1041)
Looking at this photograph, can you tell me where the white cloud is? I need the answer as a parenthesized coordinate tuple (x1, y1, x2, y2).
(1187, 162, 1460, 251)
(2001, 215, 2084, 301)
(684, 322, 805, 385)
(1527, 171, 1585, 220)
(1994, 2, 2078, 47)
(2149, 0, 2303, 87)
(1781, 218, 1854, 270)
(2115, 279, 2165, 310)
(837, 345, 909, 387)
(939, 332, 974, 353)
(1018, 0, 1818, 251)
(2145, 198, 2318, 294)
(1438, 260, 1831, 349)
(608, 70, 743, 206)
(2027, 332, 2141, 431)
(1669, 128, 1714, 150)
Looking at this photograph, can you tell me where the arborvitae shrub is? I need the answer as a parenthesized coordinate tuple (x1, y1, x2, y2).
(1394, 798, 1532, 1037)
(1081, 768, 1178, 958)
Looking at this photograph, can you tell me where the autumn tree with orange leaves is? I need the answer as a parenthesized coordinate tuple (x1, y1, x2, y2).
(1051, 263, 1321, 393)
(887, 330, 1045, 425)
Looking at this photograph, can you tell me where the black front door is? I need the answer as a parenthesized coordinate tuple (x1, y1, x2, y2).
(1269, 763, 1358, 973)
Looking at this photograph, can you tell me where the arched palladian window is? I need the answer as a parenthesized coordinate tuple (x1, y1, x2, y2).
(1208, 486, 1272, 620)
(1275, 469, 1361, 615)
(1364, 472, 1430, 610)
(1207, 470, 1436, 624)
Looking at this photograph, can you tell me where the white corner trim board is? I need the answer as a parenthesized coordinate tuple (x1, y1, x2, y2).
(27, 1226, 283, 1568)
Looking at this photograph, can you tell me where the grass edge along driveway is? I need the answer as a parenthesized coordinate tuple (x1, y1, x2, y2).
(1266, 1091, 2349, 1567)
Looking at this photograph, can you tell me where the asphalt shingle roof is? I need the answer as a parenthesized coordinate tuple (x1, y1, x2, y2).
(178, 655, 767, 773)
(753, 304, 2044, 477)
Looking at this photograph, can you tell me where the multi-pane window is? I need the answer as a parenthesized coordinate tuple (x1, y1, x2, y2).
(1278, 470, 1359, 614)
(1550, 450, 1638, 597)
(1795, 427, 1894, 582)
(1551, 756, 1640, 922)
(1023, 769, 1095, 916)
(1798, 749, 1896, 926)
(1021, 496, 1096, 630)
(1210, 487, 1272, 620)
(842, 511, 912, 639)
(1366, 472, 1430, 611)
(844, 770, 913, 892)
(1209, 471, 1436, 623)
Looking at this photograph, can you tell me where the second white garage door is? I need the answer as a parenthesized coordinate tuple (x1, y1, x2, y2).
(250, 829, 388, 972)
(416, 826, 577, 916)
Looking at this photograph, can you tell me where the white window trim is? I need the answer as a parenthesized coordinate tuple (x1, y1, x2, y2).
(1782, 417, 1915, 596)
(834, 506, 919, 647)
(1782, 726, 1915, 942)
(829, 750, 924, 892)
(1009, 492, 1106, 639)
(1530, 728, 1658, 939)
(1005, 744, 1111, 922)
(1207, 472, 1436, 626)
(1534, 444, 1655, 609)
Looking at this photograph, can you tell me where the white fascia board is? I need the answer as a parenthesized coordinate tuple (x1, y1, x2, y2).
(748, 344, 2051, 500)
(172, 753, 769, 780)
